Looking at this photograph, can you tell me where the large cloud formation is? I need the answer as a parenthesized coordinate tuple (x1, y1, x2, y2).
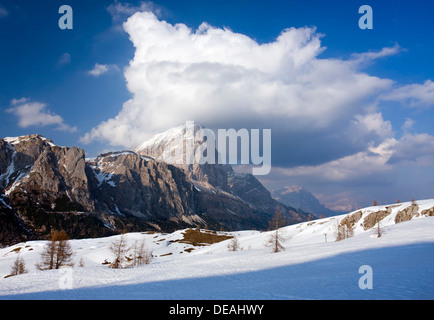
(81, 11, 392, 148)
(81, 10, 434, 206)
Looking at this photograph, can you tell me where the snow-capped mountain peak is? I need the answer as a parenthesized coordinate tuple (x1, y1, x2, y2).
(133, 122, 208, 165)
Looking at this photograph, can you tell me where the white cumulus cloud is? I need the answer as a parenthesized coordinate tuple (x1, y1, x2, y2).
(88, 63, 110, 76)
(6, 98, 77, 132)
(78, 8, 434, 208)
(81, 11, 394, 149)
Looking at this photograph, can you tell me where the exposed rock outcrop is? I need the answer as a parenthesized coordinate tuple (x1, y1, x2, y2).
(395, 203, 420, 224)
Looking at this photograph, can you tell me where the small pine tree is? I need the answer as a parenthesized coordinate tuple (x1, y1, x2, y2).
(10, 254, 28, 276)
(131, 238, 152, 266)
(53, 230, 74, 269)
(334, 219, 345, 241)
(228, 236, 240, 252)
(374, 211, 384, 238)
(36, 230, 74, 270)
(268, 211, 285, 253)
(109, 233, 130, 268)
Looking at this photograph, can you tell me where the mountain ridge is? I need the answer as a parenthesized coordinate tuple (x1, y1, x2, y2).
(273, 185, 342, 218)
(1, 132, 309, 246)
(133, 124, 311, 222)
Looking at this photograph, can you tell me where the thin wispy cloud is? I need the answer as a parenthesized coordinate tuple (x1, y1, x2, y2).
(57, 52, 71, 67)
(401, 118, 415, 132)
(0, 5, 8, 19)
(106, 1, 162, 30)
(381, 80, 434, 108)
(87, 63, 119, 77)
(350, 43, 403, 65)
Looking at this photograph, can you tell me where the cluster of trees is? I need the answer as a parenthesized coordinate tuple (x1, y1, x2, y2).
(5, 229, 74, 278)
(108, 233, 152, 269)
(334, 220, 355, 241)
(6, 229, 152, 278)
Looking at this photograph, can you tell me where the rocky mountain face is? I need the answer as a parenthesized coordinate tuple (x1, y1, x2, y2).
(134, 124, 310, 225)
(1, 132, 309, 246)
(0, 135, 112, 245)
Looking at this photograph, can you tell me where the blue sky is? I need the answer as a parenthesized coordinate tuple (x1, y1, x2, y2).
(1, 0, 434, 210)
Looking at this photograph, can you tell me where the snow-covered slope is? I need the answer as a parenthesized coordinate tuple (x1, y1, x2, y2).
(0, 199, 433, 299)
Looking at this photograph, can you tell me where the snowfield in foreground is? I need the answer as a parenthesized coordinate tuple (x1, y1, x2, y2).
(0, 200, 433, 300)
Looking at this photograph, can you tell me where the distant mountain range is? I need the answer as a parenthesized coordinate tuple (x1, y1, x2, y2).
(1, 127, 311, 246)
(272, 185, 342, 218)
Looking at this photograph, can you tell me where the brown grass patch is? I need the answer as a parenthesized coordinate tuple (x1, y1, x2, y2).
(173, 228, 233, 246)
